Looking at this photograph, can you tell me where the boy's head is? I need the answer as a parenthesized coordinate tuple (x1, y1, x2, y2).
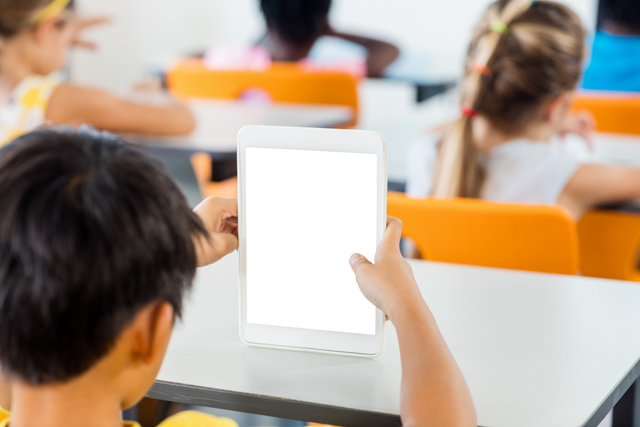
(0, 0, 77, 74)
(599, 0, 640, 33)
(0, 128, 206, 405)
(260, 0, 332, 46)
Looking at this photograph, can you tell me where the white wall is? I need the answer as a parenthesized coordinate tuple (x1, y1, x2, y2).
(71, 0, 598, 93)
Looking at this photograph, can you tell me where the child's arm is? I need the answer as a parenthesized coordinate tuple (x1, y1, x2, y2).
(324, 26, 400, 78)
(45, 84, 196, 136)
(559, 164, 640, 215)
(350, 217, 477, 427)
(192, 197, 239, 267)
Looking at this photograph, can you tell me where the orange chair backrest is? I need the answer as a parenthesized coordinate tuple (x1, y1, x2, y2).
(167, 59, 359, 127)
(190, 153, 238, 199)
(387, 192, 579, 275)
(572, 94, 640, 135)
(578, 210, 640, 282)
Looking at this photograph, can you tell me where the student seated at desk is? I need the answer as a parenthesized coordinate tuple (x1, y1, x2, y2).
(0, 127, 475, 427)
(407, 0, 640, 220)
(582, 0, 640, 92)
(0, 0, 195, 147)
(256, 0, 399, 78)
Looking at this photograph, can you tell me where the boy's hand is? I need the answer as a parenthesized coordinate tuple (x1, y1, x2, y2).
(349, 217, 424, 322)
(193, 197, 239, 267)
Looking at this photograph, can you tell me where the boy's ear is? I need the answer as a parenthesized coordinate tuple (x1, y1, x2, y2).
(542, 92, 573, 126)
(130, 302, 175, 365)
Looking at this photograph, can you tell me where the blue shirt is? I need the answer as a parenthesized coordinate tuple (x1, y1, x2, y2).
(583, 31, 640, 92)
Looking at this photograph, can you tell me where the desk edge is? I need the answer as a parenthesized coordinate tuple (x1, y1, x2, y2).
(148, 380, 401, 427)
(584, 356, 640, 427)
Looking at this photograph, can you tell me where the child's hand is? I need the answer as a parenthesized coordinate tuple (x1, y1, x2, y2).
(193, 197, 239, 267)
(129, 77, 167, 104)
(132, 77, 164, 95)
(71, 17, 111, 50)
(560, 111, 595, 150)
(349, 217, 424, 322)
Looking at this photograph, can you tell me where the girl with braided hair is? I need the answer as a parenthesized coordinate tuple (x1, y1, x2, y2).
(407, 0, 640, 220)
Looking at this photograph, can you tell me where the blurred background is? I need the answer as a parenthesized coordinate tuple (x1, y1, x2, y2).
(70, 0, 598, 94)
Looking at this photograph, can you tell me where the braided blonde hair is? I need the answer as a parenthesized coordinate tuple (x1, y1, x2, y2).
(433, 0, 585, 198)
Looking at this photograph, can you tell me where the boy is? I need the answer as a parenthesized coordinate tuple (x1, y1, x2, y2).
(0, 127, 475, 427)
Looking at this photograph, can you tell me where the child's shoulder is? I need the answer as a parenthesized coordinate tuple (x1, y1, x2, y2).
(15, 73, 63, 94)
(0, 406, 9, 427)
(156, 411, 239, 427)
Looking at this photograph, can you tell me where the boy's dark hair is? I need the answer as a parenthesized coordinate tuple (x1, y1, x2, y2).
(260, 0, 332, 46)
(598, 0, 640, 32)
(0, 127, 207, 384)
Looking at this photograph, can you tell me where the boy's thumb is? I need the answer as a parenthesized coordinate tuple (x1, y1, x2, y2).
(349, 253, 372, 274)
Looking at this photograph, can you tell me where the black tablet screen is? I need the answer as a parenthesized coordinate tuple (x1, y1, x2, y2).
(248, 150, 374, 331)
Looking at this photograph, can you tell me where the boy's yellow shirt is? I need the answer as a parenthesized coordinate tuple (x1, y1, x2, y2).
(0, 408, 238, 427)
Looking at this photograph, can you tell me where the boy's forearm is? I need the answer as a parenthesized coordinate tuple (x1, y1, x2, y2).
(391, 301, 476, 427)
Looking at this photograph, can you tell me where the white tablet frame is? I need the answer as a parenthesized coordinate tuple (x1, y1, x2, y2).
(237, 125, 387, 357)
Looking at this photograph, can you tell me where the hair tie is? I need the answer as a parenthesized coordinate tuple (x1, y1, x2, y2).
(490, 20, 509, 35)
(470, 62, 491, 76)
(461, 106, 477, 118)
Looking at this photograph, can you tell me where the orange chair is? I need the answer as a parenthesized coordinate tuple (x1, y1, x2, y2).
(387, 192, 579, 275)
(572, 94, 640, 135)
(167, 59, 359, 127)
(577, 210, 640, 282)
(190, 153, 238, 199)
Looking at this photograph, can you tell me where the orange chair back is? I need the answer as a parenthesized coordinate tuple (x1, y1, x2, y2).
(578, 210, 640, 282)
(572, 94, 640, 135)
(190, 153, 238, 199)
(167, 59, 359, 127)
(387, 193, 579, 275)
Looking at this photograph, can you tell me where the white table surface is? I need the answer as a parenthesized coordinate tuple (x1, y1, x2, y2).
(591, 132, 640, 167)
(152, 252, 640, 427)
(125, 99, 354, 153)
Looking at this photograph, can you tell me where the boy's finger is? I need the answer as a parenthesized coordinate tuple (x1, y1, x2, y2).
(215, 232, 239, 256)
(194, 197, 238, 229)
(381, 216, 403, 248)
(350, 253, 372, 274)
(220, 197, 239, 215)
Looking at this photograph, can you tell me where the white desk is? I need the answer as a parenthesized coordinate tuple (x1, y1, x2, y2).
(592, 132, 640, 167)
(150, 252, 640, 427)
(125, 99, 354, 153)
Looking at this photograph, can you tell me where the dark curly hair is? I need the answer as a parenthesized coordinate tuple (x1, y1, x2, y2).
(260, 0, 332, 46)
(598, 0, 640, 33)
(0, 127, 207, 384)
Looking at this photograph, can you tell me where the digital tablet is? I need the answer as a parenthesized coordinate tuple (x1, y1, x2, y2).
(237, 126, 387, 357)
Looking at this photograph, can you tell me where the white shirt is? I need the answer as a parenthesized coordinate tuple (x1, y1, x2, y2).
(406, 133, 592, 204)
